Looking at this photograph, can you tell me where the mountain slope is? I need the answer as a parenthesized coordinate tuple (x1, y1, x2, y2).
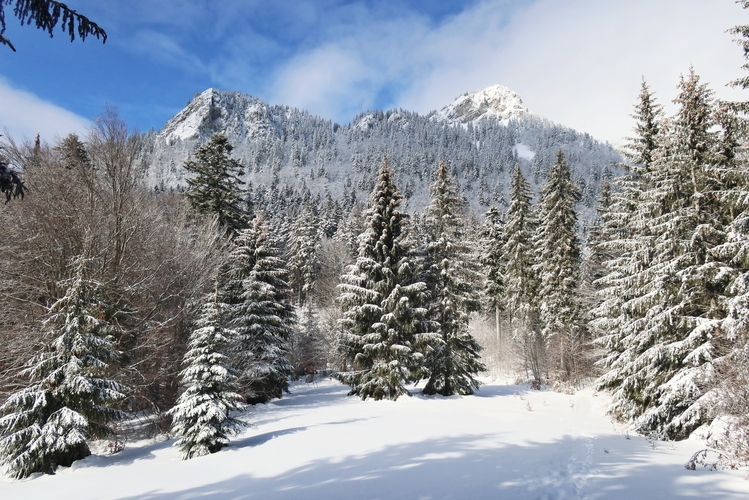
(143, 86, 622, 232)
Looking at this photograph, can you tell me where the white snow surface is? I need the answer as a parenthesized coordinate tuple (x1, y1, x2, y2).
(514, 143, 536, 161)
(436, 84, 529, 124)
(2, 378, 747, 499)
(161, 89, 218, 142)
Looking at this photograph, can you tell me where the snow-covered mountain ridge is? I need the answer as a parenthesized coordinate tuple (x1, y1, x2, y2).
(143, 85, 622, 232)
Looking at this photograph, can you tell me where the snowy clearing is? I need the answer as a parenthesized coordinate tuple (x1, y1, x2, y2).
(1, 378, 747, 500)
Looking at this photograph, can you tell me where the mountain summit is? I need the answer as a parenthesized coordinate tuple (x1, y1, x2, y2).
(435, 85, 529, 124)
(145, 84, 620, 231)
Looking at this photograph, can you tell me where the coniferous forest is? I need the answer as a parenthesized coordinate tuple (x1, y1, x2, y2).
(2, 2, 749, 483)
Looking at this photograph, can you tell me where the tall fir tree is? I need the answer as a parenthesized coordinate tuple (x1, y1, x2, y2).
(621, 79, 664, 171)
(596, 69, 726, 439)
(287, 202, 322, 306)
(336, 160, 433, 400)
(481, 205, 506, 344)
(421, 161, 485, 396)
(0, 258, 126, 478)
(592, 86, 664, 410)
(706, 4, 749, 465)
(184, 133, 247, 236)
(226, 215, 295, 403)
(170, 294, 245, 460)
(534, 151, 583, 380)
(500, 164, 542, 384)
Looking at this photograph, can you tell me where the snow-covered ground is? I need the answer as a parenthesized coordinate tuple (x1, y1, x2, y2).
(2, 378, 747, 499)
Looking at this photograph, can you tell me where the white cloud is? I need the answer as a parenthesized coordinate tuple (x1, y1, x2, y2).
(0, 78, 90, 142)
(267, 0, 747, 145)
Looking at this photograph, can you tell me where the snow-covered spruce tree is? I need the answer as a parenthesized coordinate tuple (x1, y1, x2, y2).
(0, 258, 126, 479)
(501, 164, 543, 384)
(701, 6, 749, 464)
(184, 133, 247, 236)
(336, 160, 434, 400)
(422, 161, 485, 396)
(534, 151, 584, 381)
(592, 84, 664, 411)
(710, 204, 749, 466)
(597, 69, 727, 439)
(226, 214, 294, 404)
(170, 294, 245, 460)
(481, 205, 506, 344)
(287, 201, 321, 307)
(621, 79, 664, 172)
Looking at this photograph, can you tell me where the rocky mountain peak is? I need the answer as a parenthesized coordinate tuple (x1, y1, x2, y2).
(436, 84, 529, 124)
(158, 88, 274, 145)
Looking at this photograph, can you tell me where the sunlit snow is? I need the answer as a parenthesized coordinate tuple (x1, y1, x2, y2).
(435, 84, 529, 124)
(2, 378, 746, 499)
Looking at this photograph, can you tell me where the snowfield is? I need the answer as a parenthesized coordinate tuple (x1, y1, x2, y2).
(1, 378, 747, 499)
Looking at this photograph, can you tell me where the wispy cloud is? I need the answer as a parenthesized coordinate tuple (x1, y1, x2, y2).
(0, 78, 90, 142)
(4, 0, 744, 144)
(128, 30, 208, 75)
(263, 0, 746, 144)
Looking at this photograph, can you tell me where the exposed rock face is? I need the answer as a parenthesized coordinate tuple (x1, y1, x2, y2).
(159, 89, 274, 145)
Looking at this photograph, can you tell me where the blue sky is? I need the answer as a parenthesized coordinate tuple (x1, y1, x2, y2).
(0, 0, 746, 145)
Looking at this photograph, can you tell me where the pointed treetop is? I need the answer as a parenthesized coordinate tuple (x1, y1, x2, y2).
(621, 78, 664, 171)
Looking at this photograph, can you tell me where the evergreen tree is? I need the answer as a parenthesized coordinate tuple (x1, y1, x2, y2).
(0, 258, 126, 478)
(170, 295, 244, 460)
(287, 202, 321, 306)
(621, 79, 664, 171)
(596, 69, 725, 439)
(0, 0, 106, 52)
(422, 161, 485, 396)
(0, 158, 26, 203)
(336, 160, 433, 400)
(706, 4, 749, 464)
(501, 165, 543, 384)
(535, 151, 583, 380)
(592, 90, 662, 407)
(227, 215, 294, 403)
(481, 205, 506, 343)
(184, 134, 247, 236)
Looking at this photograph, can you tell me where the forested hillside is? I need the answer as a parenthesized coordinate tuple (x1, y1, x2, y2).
(143, 85, 622, 235)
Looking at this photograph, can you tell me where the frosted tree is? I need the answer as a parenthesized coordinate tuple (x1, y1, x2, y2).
(184, 133, 247, 236)
(422, 161, 485, 396)
(596, 69, 725, 439)
(621, 78, 664, 171)
(227, 214, 294, 403)
(0, 258, 126, 478)
(535, 151, 583, 380)
(697, 7, 749, 464)
(500, 165, 542, 384)
(337, 160, 433, 400)
(0, 0, 106, 52)
(0, 157, 26, 203)
(170, 295, 245, 459)
(287, 202, 321, 306)
(592, 88, 662, 406)
(481, 205, 506, 343)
